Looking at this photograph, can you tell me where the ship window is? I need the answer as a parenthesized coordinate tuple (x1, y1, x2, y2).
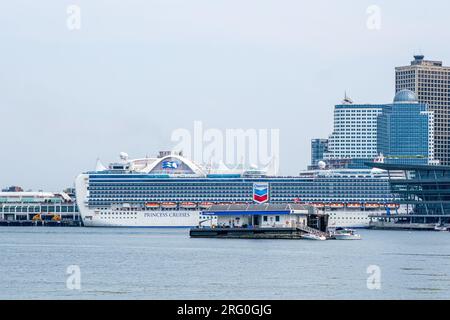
(263, 216, 268, 222)
(275, 216, 280, 222)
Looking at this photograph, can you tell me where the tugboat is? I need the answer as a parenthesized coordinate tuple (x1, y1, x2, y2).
(331, 227, 362, 240)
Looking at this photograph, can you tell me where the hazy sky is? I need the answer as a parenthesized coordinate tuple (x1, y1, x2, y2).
(1, 0, 449, 191)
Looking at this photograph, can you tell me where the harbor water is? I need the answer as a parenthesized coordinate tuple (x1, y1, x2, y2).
(0, 227, 449, 299)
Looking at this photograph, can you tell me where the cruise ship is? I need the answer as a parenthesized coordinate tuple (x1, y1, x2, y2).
(75, 151, 402, 228)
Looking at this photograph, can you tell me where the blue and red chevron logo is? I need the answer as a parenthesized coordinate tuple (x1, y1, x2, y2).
(253, 183, 269, 203)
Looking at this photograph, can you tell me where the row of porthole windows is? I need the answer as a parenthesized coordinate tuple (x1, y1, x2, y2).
(330, 216, 369, 220)
(100, 216, 137, 219)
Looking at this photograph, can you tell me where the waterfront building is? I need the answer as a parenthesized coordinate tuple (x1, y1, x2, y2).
(396, 55, 450, 165)
(368, 162, 450, 228)
(200, 203, 321, 229)
(0, 191, 80, 224)
(190, 203, 329, 239)
(309, 139, 328, 169)
(377, 90, 435, 165)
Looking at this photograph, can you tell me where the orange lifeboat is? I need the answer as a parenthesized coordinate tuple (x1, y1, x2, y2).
(365, 203, 380, 209)
(199, 202, 213, 209)
(161, 202, 177, 209)
(145, 202, 160, 208)
(181, 202, 197, 209)
(347, 203, 362, 208)
(330, 203, 344, 208)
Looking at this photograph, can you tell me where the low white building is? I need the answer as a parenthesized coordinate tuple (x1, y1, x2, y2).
(201, 203, 325, 230)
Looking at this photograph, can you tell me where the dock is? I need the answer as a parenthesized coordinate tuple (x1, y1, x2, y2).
(0, 220, 82, 227)
(190, 225, 329, 239)
(190, 203, 329, 240)
(369, 213, 450, 231)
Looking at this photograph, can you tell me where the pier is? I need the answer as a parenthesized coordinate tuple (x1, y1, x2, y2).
(190, 204, 329, 239)
(0, 220, 82, 227)
(369, 213, 450, 231)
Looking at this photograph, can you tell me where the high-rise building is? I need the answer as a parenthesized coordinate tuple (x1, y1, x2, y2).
(377, 90, 435, 165)
(395, 55, 450, 164)
(323, 91, 435, 168)
(323, 97, 385, 168)
(310, 139, 328, 167)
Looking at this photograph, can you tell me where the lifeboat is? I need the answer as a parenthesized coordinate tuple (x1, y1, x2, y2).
(181, 202, 197, 209)
(145, 202, 160, 208)
(312, 203, 325, 208)
(161, 202, 177, 209)
(199, 202, 213, 209)
(347, 203, 362, 208)
(365, 203, 380, 209)
(330, 203, 344, 208)
(32, 214, 42, 221)
(386, 203, 399, 209)
(52, 214, 61, 221)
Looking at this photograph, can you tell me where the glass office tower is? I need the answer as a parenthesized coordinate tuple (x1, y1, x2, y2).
(377, 90, 434, 165)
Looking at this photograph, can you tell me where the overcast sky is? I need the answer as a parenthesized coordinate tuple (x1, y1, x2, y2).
(0, 0, 449, 191)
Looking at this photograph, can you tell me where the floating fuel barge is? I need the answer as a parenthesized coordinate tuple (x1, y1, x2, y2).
(189, 204, 329, 239)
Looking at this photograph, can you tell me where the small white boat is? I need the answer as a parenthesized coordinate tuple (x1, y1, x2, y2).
(434, 224, 448, 232)
(332, 228, 362, 240)
(301, 233, 327, 241)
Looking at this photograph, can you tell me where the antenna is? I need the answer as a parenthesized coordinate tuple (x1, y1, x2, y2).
(342, 91, 354, 105)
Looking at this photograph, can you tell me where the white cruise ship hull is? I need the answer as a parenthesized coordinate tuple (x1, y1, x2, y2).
(82, 209, 200, 228)
(328, 210, 373, 228)
(327, 207, 405, 228)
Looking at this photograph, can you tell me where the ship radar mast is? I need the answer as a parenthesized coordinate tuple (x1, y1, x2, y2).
(119, 152, 129, 162)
